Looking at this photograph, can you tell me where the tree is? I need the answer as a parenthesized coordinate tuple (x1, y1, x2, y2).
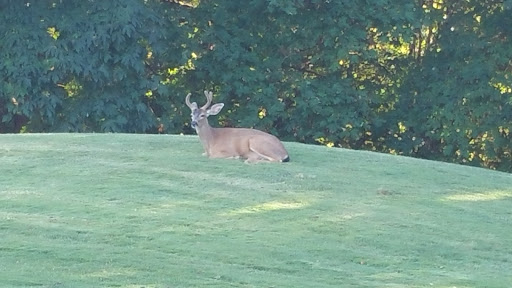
(0, 0, 191, 132)
(1, 0, 511, 171)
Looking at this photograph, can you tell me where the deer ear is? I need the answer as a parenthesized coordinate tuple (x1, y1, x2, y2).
(207, 103, 224, 116)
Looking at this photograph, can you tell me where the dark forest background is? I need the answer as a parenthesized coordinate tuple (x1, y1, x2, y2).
(1, 0, 511, 172)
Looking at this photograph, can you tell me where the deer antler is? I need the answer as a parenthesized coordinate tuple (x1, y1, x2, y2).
(201, 90, 213, 110)
(185, 93, 194, 109)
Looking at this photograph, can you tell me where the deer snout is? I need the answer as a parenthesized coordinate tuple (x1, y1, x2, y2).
(191, 120, 198, 128)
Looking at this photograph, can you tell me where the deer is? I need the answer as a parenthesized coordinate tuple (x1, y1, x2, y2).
(185, 90, 290, 163)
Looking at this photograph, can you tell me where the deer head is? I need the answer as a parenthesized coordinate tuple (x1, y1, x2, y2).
(185, 91, 224, 131)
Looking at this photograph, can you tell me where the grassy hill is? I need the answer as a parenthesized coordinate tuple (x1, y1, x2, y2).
(1, 133, 511, 287)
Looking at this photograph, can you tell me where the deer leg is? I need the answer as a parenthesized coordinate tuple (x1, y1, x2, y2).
(244, 151, 265, 163)
(248, 138, 281, 162)
(208, 148, 240, 159)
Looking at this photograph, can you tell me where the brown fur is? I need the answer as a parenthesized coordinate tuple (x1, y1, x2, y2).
(186, 91, 289, 163)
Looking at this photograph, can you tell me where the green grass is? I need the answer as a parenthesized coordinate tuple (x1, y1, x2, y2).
(1, 133, 511, 288)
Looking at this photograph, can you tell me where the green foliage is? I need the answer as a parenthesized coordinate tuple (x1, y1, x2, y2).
(0, 0, 191, 133)
(1, 0, 511, 171)
(391, 0, 512, 171)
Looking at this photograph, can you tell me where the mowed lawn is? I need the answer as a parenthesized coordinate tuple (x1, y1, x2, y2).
(1, 134, 511, 288)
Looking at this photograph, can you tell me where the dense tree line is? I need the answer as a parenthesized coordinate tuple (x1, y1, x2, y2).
(1, 0, 511, 172)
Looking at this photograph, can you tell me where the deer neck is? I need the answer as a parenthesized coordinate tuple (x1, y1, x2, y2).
(196, 121, 217, 154)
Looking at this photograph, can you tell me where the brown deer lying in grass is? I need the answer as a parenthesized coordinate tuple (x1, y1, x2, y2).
(185, 91, 290, 163)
